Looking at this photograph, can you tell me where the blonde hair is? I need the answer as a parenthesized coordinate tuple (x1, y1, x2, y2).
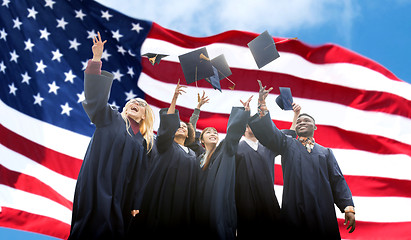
(121, 98, 155, 153)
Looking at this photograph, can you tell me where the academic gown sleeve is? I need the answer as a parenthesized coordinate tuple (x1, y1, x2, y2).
(82, 70, 115, 126)
(248, 112, 287, 154)
(327, 148, 355, 212)
(156, 108, 180, 153)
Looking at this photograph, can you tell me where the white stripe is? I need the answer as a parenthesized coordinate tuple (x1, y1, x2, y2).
(138, 74, 411, 146)
(0, 185, 72, 225)
(333, 149, 411, 181)
(142, 38, 411, 101)
(274, 185, 411, 222)
(0, 100, 90, 160)
(0, 144, 76, 202)
(275, 150, 411, 181)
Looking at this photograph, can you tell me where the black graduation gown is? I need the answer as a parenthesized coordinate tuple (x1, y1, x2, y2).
(249, 113, 354, 240)
(235, 140, 281, 239)
(133, 108, 197, 239)
(69, 71, 149, 240)
(194, 107, 249, 240)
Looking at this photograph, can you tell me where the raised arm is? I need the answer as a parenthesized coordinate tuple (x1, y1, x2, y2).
(82, 32, 114, 125)
(167, 79, 186, 114)
(290, 103, 301, 130)
(224, 96, 252, 155)
(257, 80, 272, 118)
(249, 80, 287, 154)
(189, 90, 209, 130)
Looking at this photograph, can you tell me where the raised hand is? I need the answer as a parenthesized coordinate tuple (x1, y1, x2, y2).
(257, 80, 273, 103)
(240, 95, 253, 111)
(292, 103, 301, 115)
(197, 90, 210, 109)
(92, 31, 107, 62)
(174, 79, 187, 97)
(168, 79, 187, 114)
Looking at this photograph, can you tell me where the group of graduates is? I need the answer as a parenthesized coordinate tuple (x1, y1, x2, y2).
(68, 33, 356, 240)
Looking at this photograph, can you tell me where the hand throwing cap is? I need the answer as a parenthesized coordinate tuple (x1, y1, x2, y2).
(276, 87, 293, 110)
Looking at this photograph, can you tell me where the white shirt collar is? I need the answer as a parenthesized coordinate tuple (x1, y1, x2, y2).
(178, 144, 189, 153)
(244, 137, 259, 151)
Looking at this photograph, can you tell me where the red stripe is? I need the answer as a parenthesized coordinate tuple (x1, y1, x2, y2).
(0, 207, 70, 240)
(148, 22, 402, 82)
(0, 165, 73, 210)
(338, 219, 411, 240)
(0, 124, 82, 179)
(344, 175, 411, 198)
(274, 164, 411, 198)
(142, 60, 411, 119)
(145, 95, 411, 157)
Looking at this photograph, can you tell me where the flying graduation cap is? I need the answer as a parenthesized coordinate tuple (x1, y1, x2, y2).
(142, 53, 169, 65)
(276, 87, 293, 110)
(247, 30, 280, 69)
(205, 54, 233, 91)
(178, 47, 215, 84)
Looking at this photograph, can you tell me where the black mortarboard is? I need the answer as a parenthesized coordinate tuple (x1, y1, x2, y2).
(178, 47, 214, 84)
(247, 30, 280, 69)
(204, 54, 232, 91)
(142, 53, 168, 65)
(276, 87, 293, 110)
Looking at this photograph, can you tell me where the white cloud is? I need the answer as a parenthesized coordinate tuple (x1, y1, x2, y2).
(97, 0, 359, 40)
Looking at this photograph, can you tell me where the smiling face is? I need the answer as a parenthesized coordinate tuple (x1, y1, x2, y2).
(295, 114, 317, 138)
(175, 121, 188, 139)
(124, 98, 147, 123)
(200, 127, 219, 147)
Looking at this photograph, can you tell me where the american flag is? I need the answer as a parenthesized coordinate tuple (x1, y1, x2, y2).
(1, 0, 410, 239)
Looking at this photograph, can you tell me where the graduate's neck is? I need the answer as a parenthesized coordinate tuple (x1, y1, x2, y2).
(244, 133, 258, 142)
(204, 143, 217, 153)
(127, 116, 140, 134)
(174, 136, 186, 146)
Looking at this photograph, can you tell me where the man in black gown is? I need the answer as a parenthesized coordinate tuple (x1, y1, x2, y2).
(247, 80, 356, 239)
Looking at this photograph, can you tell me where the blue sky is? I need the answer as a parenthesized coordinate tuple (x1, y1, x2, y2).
(1, 0, 410, 239)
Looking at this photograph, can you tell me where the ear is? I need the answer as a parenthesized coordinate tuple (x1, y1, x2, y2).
(314, 125, 317, 131)
(141, 114, 146, 120)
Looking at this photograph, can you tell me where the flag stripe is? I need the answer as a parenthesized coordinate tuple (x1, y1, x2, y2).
(0, 143, 76, 204)
(147, 23, 402, 82)
(338, 220, 411, 240)
(0, 164, 73, 210)
(0, 207, 70, 240)
(0, 185, 72, 225)
(0, 100, 90, 160)
(0, 124, 82, 180)
(332, 149, 411, 181)
(272, 164, 411, 198)
(273, 185, 411, 222)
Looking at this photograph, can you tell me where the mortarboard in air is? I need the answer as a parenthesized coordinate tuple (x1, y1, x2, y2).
(276, 87, 293, 110)
(205, 54, 233, 91)
(247, 30, 280, 69)
(142, 53, 169, 65)
(178, 47, 215, 84)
